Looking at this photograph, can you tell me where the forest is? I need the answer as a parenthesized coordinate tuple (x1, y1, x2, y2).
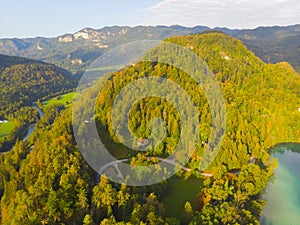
(0, 56, 77, 152)
(0, 32, 299, 224)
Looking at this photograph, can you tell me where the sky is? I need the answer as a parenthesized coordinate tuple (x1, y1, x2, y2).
(1, 0, 299, 38)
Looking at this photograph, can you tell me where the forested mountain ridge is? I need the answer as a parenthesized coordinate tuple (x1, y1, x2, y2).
(0, 33, 299, 224)
(0, 54, 41, 71)
(0, 25, 299, 74)
(0, 54, 76, 116)
(232, 25, 300, 73)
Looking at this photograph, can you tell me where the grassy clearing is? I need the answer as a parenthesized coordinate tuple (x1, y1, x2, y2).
(42, 92, 75, 107)
(163, 176, 203, 219)
(0, 121, 15, 140)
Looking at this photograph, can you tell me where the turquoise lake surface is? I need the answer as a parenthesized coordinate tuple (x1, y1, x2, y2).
(261, 144, 300, 225)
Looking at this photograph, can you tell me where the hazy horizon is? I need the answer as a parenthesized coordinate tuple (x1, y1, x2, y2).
(1, 0, 299, 38)
(1, 23, 299, 39)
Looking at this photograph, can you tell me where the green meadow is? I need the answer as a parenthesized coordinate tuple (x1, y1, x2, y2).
(0, 121, 15, 140)
(42, 92, 75, 107)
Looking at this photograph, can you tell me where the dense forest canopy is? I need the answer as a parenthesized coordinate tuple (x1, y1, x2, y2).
(91, 32, 300, 172)
(0, 54, 40, 71)
(0, 33, 299, 224)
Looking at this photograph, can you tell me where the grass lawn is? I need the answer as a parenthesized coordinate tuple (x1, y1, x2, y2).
(0, 121, 15, 140)
(42, 92, 75, 107)
(163, 176, 203, 219)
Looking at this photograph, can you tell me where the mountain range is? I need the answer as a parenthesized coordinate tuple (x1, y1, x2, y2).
(0, 25, 299, 74)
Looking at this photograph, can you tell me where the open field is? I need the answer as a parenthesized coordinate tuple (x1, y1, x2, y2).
(0, 121, 15, 140)
(42, 92, 75, 107)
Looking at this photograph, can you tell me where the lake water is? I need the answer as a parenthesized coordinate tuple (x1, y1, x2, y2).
(261, 144, 300, 225)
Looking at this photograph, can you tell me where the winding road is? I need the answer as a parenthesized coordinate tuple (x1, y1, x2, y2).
(98, 157, 213, 180)
(98, 157, 191, 174)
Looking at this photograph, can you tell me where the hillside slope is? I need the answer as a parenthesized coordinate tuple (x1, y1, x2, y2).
(91, 32, 300, 172)
(0, 54, 77, 116)
(232, 25, 300, 72)
(0, 54, 39, 71)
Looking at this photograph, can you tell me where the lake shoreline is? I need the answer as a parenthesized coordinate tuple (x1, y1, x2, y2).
(260, 143, 300, 225)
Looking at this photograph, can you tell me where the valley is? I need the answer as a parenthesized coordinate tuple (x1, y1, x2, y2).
(0, 54, 77, 152)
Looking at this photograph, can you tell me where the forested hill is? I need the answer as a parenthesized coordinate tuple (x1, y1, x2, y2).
(94, 32, 300, 172)
(0, 54, 76, 116)
(0, 33, 299, 224)
(0, 25, 299, 74)
(0, 54, 40, 71)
